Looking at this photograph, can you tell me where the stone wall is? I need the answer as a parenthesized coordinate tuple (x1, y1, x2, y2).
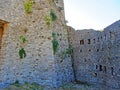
(68, 20, 120, 89)
(1, 0, 120, 89)
(0, 0, 74, 87)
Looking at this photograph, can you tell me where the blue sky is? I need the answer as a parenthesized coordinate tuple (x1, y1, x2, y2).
(64, 0, 120, 30)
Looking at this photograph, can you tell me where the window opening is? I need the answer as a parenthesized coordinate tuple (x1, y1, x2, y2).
(99, 65, 102, 71)
(88, 39, 90, 44)
(111, 67, 114, 75)
(80, 40, 84, 45)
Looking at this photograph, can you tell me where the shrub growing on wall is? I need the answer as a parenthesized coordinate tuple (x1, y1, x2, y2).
(52, 32, 59, 54)
(19, 48, 26, 59)
(61, 44, 73, 58)
(45, 10, 57, 28)
(20, 35, 27, 43)
(45, 15, 52, 28)
(24, 0, 33, 13)
(18, 35, 27, 59)
(50, 10, 57, 21)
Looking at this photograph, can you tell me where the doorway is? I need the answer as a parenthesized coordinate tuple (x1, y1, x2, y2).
(0, 19, 8, 59)
(0, 27, 3, 50)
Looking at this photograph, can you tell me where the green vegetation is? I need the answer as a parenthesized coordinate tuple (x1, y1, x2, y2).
(18, 36, 27, 59)
(45, 10, 57, 28)
(5, 82, 44, 90)
(50, 10, 57, 21)
(24, 0, 33, 13)
(12, 80, 20, 87)
(2, 82, 92, 90)
(45, 15, 52, 28)
(19, 36, 27, 43)
(52, 32, 59, 54)
(19, 48, 26, 59)
(61, 45, 73, 58)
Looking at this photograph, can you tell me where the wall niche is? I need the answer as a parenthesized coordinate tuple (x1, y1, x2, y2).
(0, 19, 9, 58)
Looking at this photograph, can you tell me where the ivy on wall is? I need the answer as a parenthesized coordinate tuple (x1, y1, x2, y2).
(45, 10, 57, 28)
(61, 44, 73, 58)
(19, 35, 27, 43)
(18, 36, 27, 59)
(18, 0, 33, 59)
(52, 32, 73, 58)
(52, 32, 59, 54)
(24, 0, 34, 13)
(45, 15, 52, 28)
(50, 10, 57, 21)
(19, 48, 26, 59)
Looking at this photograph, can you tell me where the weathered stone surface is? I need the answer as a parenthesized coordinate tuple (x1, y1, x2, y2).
(0, 0, 120, 89)
(68, 20, 120, 89)
(0, 0, 74, 88)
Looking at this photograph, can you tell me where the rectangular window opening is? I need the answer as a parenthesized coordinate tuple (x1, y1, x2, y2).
(88, 39, 90, 44)
(110, 32, 112, 38)
(111, 67, 114, 75)
(80, 40, 84, 45)
(93, 39, 95, 43)
(80, 49, 82, 52)
(96, 65, 98, 69)
(99, 65, 102, 71)
(97, 49, 99, 52)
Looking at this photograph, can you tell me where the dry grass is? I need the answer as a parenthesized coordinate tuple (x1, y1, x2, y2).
(1, 82, 116, 90)
(3, 83, 44, 90)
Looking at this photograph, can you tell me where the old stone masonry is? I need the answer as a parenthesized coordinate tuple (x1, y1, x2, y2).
(68, 20, 120, 89)
(0, 0, 74, 88)
(0, 0, 120, 89)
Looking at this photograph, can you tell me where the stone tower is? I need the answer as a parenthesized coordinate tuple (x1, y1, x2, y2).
(0, 0, 74, 87)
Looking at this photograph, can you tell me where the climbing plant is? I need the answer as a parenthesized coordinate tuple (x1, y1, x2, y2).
(12, 80, 20, 87)
(19, 48, 26, 59)
(45, 15, 52, 28)
(50, 10, 57, 21)
(24, 0, 34, 13)
(19, 36, 27, 43)
(45, 10, 57, 28)
(52, 32, 59, 54)
(61, 44, 73, 58)
(18, 35, 27, 59)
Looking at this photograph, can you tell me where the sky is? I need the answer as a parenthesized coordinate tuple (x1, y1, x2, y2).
(64, 0, 120, 30)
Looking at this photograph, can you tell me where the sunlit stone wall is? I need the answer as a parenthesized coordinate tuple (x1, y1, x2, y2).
(0, 0, 74, 87)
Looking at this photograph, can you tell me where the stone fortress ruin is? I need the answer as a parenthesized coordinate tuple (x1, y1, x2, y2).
(0, 0, 120, 89)
(68, 20, 120, 89)
(0, 0, 74, 87)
